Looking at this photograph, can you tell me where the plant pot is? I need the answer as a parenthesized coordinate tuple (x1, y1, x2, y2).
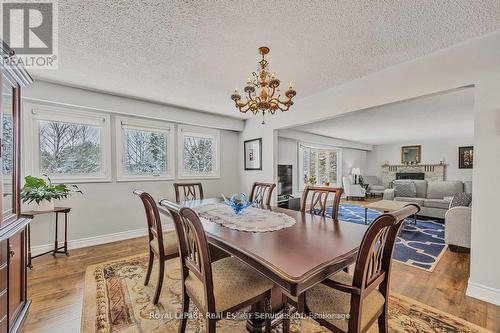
(34, 200, 55, 212)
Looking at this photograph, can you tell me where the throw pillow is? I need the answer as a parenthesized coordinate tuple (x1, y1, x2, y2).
(449, 193, 472, 208)
(394, 182, 417, 198)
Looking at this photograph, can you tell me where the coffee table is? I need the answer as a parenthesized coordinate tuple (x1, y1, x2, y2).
(364, 200, 418, 224)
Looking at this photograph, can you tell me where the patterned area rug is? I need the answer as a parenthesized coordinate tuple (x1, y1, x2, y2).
(330, 204, 447, 271)
(82, 255, 491, 333)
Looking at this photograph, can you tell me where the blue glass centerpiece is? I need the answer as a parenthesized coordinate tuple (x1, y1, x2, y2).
(223, 193, 254, 215)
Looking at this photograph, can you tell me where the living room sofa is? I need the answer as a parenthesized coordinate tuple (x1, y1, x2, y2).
(383, 180, 472, 219)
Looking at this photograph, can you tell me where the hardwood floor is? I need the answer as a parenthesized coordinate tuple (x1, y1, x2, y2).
(21, 235, 499, 332)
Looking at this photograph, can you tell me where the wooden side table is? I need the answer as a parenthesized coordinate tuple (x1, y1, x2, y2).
(21, 207, 71, 268)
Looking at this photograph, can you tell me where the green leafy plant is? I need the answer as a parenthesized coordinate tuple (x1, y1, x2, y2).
(21, 175, 83, 205)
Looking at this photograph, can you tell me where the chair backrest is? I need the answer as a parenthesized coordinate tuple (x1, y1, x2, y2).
(363, 176, 379, 186)
(348, 203, 420, 331)
(133, 190, 165, 255)
(300, 185, 343, 220)
(249, 182, 276, 206)
(159, 199, 215, 312)
(174, 182, 204, 203)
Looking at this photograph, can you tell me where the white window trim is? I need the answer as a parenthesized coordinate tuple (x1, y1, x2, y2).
(115, 116, 175, 182)
(23, 102, 112, 183)
(177, 125, 220, 179)
(298, 143, 342, 190)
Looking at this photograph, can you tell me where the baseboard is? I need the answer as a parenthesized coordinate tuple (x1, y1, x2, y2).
(31, 225, 174, 256)
(466, 280, 500, 306)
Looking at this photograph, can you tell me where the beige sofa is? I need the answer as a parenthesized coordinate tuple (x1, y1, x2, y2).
(383, 180, 472, 219)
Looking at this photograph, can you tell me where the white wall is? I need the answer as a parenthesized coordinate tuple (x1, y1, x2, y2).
(22, 82, 241, 250)
(277, 131, 368, 195)
(366, 137, 474, 181)
(240, 31, 500, 305)
(468, 67, 500, 306)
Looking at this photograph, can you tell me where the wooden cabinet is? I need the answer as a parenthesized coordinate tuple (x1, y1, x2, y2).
(0, 41, 33, 333)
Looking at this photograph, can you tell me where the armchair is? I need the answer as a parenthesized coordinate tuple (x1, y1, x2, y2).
(445, 206, 471, 252)
(363, 175, 386, 196)
(342, 175, 366, 200)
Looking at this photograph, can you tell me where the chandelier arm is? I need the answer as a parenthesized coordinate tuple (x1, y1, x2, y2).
(238, 102, 251, 113)
(270, 86, 276, 98)
(277, 104, 290, 112)
(235, 100, 250, 109)
(247, 91, 254, 101)
(278, 97, 292, 105)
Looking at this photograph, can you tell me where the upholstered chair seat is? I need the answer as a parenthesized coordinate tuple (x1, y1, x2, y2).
(185, 257, 274, 313)
(149, 231, 178, 256)
(306, 270, 385, 332)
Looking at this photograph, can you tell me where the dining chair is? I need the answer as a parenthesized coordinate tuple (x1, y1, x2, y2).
(159, 199, 274, 333)
(249, 182, 276, 206)
(174, 182, 204, 203)
(300, 185, 344, 220)
(283, 203, 420, 333)
(133, 190, 179, 304)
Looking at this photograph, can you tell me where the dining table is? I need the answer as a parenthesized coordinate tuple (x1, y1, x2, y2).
(159, 197, 368, 333)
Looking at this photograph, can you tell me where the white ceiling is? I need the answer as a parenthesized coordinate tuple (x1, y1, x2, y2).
(32, 1, 500, 118)
(293, 88, 474, 145)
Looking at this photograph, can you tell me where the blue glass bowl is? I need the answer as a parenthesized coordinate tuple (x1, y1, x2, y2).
(224, 194, 254, 215)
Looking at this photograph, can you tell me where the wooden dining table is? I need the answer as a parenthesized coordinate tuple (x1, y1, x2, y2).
(160, 198, 368, 332)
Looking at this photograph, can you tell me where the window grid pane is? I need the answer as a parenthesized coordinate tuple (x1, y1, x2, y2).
(123, 128, 168, 175)
(301, 147, 338, 185)
(39, 120, 102, 175)
(183, 135, 214, 175)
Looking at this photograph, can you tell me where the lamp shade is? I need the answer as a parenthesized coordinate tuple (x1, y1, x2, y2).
(351, 168, 361, 175)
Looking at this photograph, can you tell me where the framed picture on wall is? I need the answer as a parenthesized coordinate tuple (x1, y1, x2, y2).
(401, 145, 421, 164)
(459, 146, 473, 169)
(244, 138, 262, 170)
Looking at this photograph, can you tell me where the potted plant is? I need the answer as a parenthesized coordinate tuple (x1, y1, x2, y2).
(21, 175, 82, 212)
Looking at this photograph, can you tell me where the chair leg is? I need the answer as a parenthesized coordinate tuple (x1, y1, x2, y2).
(144, 250, 154, 286)
(153, 259, 165, 305)
(265, 295, 272, 333)
(206, 318, 216, 333)
(378, 308, 388, 333)
(282, 295, 290, 333)
(178, 290, 190, 333)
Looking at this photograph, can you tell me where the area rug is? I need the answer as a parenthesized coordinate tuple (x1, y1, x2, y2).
(329, 203, 447, 271)
(82, 255, 491, 333)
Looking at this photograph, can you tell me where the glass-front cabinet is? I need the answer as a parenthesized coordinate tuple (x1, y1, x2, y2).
(0, 40, 32, 333)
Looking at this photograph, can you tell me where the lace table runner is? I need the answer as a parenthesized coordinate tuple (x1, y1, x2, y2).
(193, 203, 296, 232)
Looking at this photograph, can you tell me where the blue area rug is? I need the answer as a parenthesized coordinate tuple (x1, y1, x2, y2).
(327, 203, 447, 271)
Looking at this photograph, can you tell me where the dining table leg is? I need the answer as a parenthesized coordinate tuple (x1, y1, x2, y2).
(246, 299, 266, 332)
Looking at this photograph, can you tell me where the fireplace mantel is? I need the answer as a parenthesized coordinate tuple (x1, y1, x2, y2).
(381, 164, 446, 187)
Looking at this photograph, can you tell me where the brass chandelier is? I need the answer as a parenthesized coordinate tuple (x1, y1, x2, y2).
(231, 46, 296, 124)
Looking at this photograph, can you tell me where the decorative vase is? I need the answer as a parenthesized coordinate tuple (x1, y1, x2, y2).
(34, 199, 54, 212)
(224, 194, 253, 215)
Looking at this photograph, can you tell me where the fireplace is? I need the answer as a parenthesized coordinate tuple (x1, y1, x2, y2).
(396, 172, 425, 180)
(381, 164, 445, 187)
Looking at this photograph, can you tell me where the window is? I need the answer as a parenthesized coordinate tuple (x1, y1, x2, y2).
(116, 117, 174, 181)
(299, 144, 341, 188)
(24, 104, 111, 182)
(178, 125, 220, 179)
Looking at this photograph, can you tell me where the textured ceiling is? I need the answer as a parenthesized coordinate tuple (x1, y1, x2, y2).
(293, 88, 474, 145)
(31, 1, 500, 118)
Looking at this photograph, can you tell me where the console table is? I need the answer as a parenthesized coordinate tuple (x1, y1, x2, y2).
(21, 207, 71, 268)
